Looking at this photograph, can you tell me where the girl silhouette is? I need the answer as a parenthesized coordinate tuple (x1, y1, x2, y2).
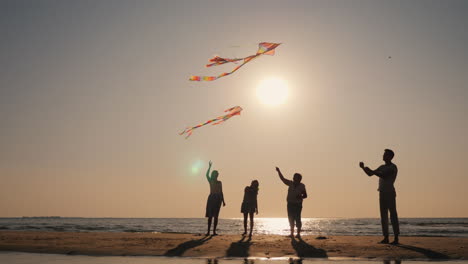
(241, 180, 259, 237)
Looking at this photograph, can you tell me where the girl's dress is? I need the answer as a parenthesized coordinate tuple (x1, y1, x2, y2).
(241, 186, 258, 214)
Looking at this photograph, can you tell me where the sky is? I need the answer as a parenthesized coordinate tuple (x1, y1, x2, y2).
(1, 0, 467, 218)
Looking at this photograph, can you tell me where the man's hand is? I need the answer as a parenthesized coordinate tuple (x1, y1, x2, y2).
(360, 162, 375, 177)
(222, 201, 226, 207)
(276, 167, 280, 172)
(209, 160, 212, 167)
(255, 209, 258, 215)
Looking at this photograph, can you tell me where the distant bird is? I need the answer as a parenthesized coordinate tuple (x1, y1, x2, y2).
(388, 56, 392, 59)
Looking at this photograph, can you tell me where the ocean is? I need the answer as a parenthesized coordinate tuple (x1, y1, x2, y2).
(0, 217, 467, 237)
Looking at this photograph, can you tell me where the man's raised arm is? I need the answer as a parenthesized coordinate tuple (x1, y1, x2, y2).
(371, 166, 393, 179)
(276, 167, 291, 185)
(359, 162, 375, 177)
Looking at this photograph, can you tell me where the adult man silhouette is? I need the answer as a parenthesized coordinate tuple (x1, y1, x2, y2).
(360, 149, 400, 244)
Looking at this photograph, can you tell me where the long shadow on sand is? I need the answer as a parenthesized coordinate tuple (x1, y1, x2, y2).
(288, 258, 304, 264)
(394, 244, 449, 259)
(290, 237, 328, 258)
(383, 260, 402, 264)
(164, 235, 213, 256)
(226, 236, 252, 257)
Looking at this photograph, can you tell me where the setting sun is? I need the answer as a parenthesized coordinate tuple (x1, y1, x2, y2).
(256, 77, 289, 106)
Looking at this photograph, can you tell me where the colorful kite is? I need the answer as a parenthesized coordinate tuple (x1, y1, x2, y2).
(189, 42, 281, 81)
(179, 106, 243, 138)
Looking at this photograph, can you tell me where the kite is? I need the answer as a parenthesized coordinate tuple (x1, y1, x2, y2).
(179, 106, 243, 138)
(189, 42, 281, 81)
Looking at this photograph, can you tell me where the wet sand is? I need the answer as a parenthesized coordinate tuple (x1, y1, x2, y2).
(0, 231, 466, 259)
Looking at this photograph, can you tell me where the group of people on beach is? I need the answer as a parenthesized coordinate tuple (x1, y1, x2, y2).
(204, 149, 400, 245)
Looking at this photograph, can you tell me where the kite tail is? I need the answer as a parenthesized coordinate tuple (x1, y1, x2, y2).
(179, 106, 243, 138)
(212, 117, 229, 125)
(184, 130, 193, 138)
(189, 58, 253, 81)
(206, 56, 243, 67)
(189, 75, 217, 81)
(179, 128, 193, 139)
(179, 128, 187, 135)
(189, 42, 280, 81)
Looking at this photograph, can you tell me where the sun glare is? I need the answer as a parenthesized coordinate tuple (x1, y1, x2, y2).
(256, 77, 289, 106)
(191, 160, 203, 174)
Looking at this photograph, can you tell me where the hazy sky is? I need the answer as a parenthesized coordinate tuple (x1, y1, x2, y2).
(1, 0, 467, 218)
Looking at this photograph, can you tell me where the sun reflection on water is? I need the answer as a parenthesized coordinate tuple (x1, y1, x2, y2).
(230, 218, 329, 236)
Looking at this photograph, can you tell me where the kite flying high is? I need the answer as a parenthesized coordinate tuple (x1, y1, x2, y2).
(179, 106, 243, 138)
(189, 42, 281, 81)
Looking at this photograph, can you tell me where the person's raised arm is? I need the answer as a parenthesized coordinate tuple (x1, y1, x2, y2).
(206, 161, 213, 182)
(372, 166, 392, 179)
(276, 167, 292, 185)
(359, 162, 375, 177)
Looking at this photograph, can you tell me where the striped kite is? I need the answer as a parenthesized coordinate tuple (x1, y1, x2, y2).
(189, 42, 281, 81)
(179, 106, 243, 138)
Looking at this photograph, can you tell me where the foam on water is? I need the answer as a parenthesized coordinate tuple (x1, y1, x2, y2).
(0, 218, 467, 237)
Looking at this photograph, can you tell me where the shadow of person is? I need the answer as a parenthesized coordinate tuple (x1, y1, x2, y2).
(243, 258, 255, 264)
(226, 236, 252, 257)
(394, 244, 449, 259)
(383, 260, 402, 264)
(164, 235, 213, 256)
(288, 258, 303, 264)
(290, 237, 328, 258)
(206, 258, 219, 264)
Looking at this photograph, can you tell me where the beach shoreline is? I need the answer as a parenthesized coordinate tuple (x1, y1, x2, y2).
(0, 231, 467, 260)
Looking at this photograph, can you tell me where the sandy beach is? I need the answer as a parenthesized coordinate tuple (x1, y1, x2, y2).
(0, 231, 466, 260)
